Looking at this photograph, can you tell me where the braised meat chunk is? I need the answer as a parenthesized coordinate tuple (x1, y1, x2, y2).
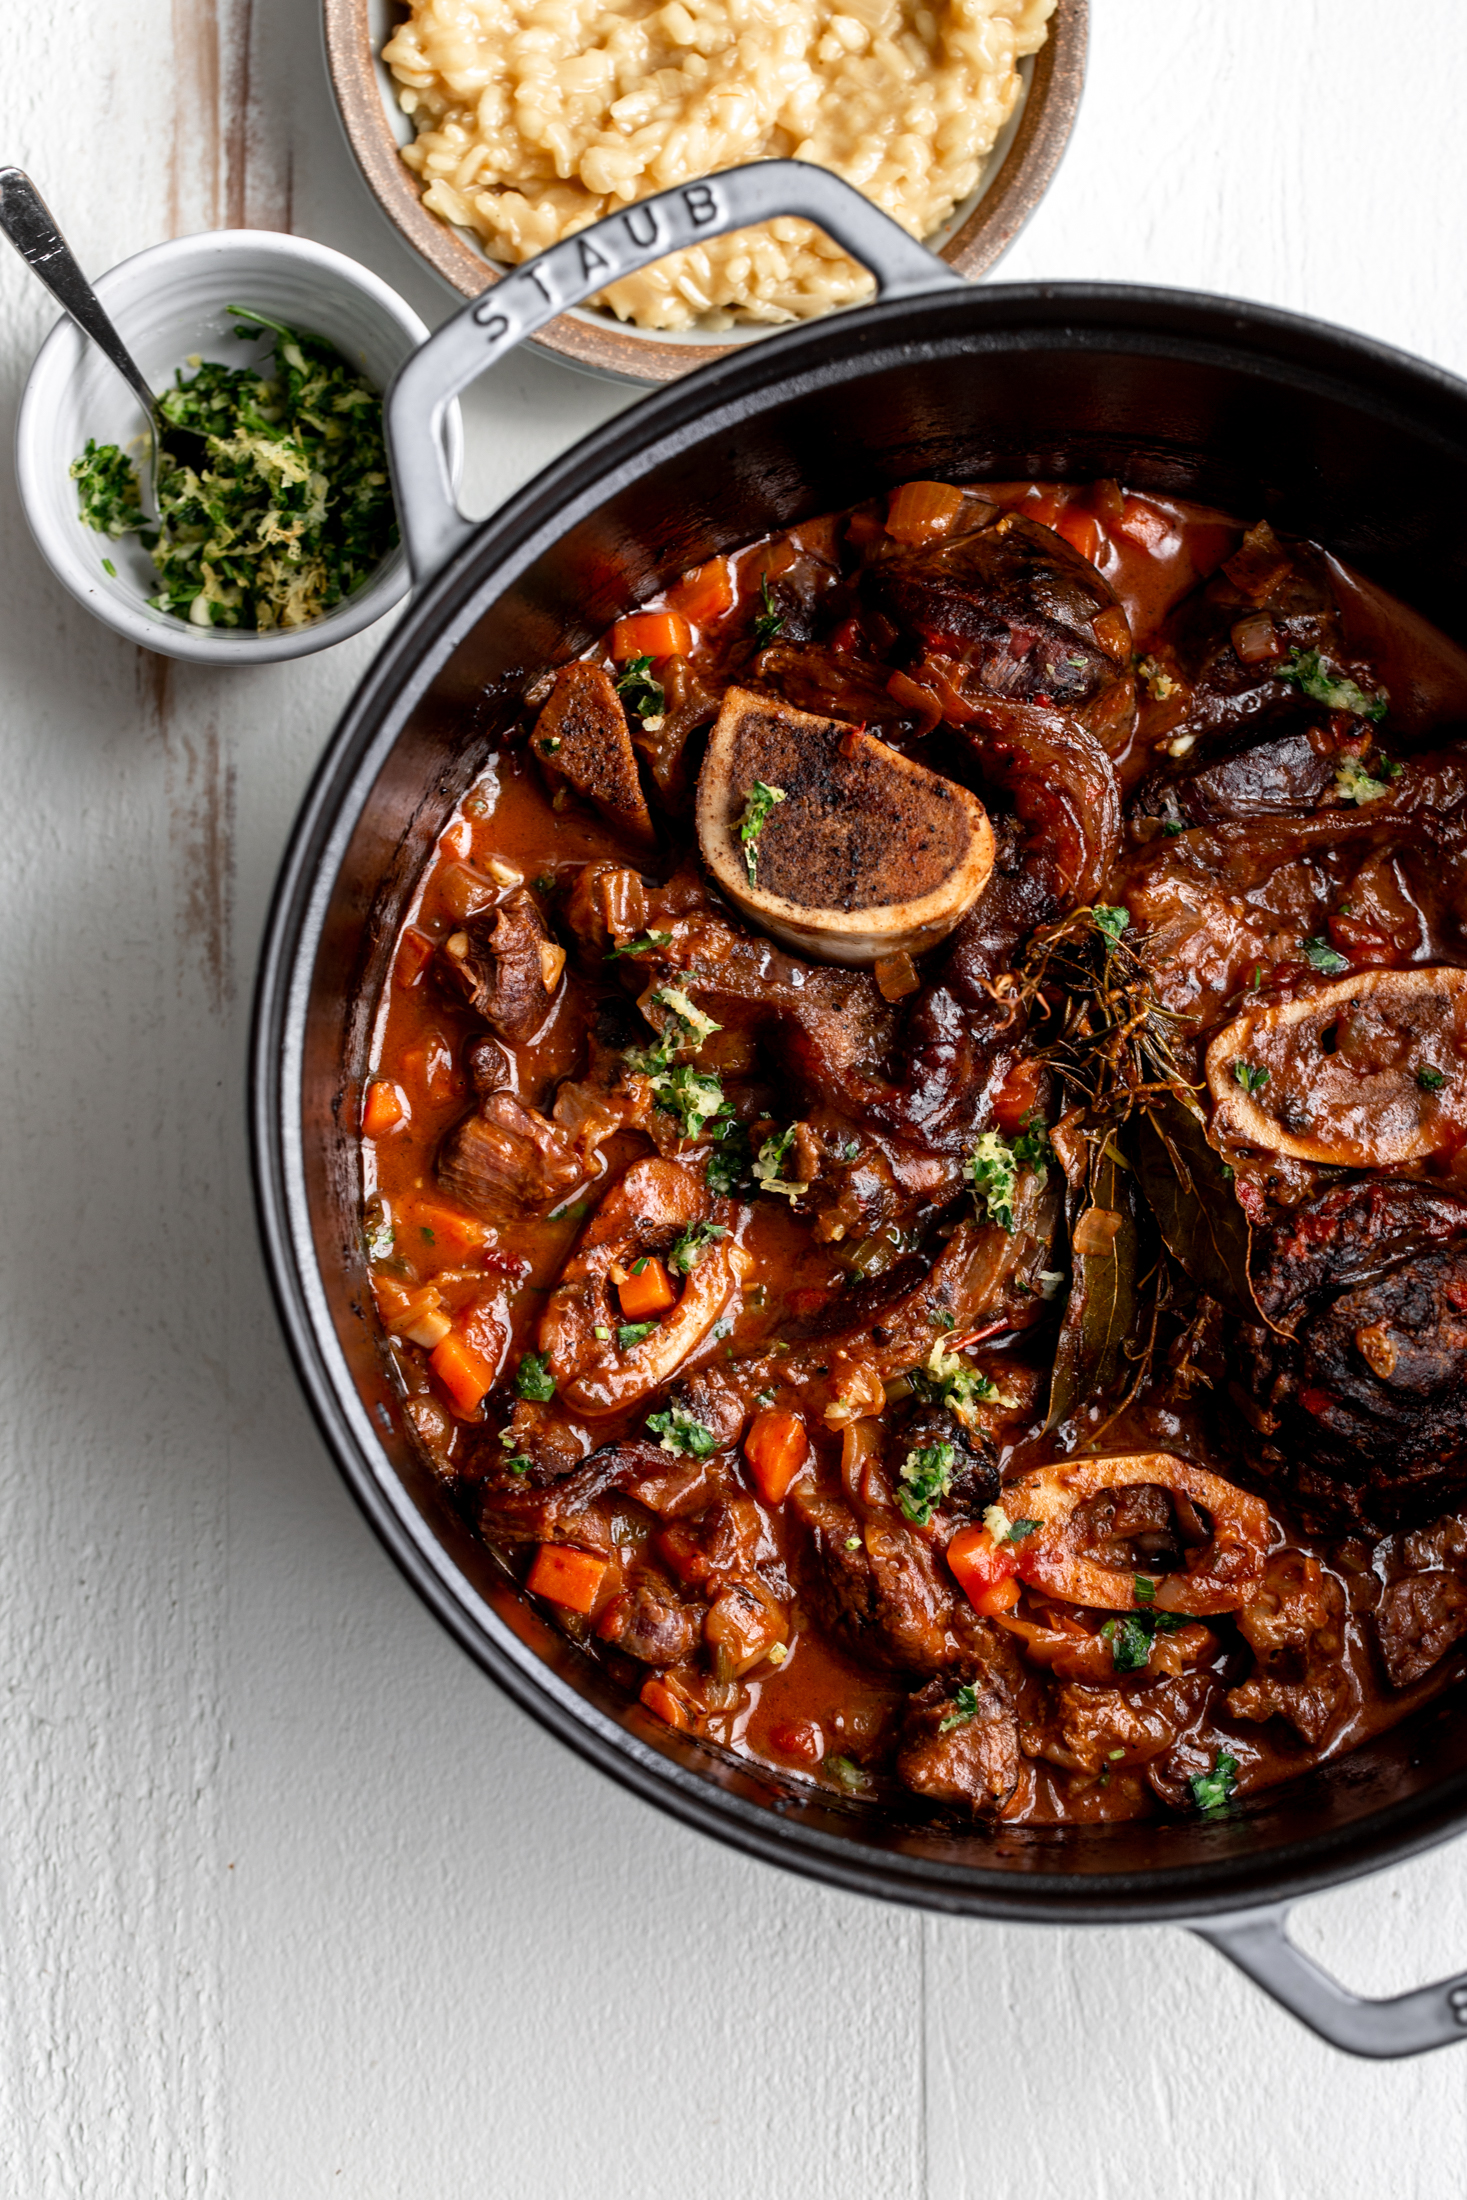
(870, 511, 1130, 714)
(1242, 1182, 1467, 1533)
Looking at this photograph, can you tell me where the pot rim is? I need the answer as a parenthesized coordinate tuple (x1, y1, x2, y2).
(251, 275, 1467, 1924)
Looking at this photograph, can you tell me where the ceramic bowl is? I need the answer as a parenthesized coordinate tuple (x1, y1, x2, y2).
(16, 228, 459, 665)
(324, 0, 1088, 386)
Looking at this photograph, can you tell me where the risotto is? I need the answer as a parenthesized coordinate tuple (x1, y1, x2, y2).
(381, 0, 1054, 331)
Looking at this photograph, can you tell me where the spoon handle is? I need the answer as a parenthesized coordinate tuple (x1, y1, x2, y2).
(0, 167, 159, 429)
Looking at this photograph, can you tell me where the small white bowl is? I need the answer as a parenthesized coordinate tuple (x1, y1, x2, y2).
(16, 229, 454, 664)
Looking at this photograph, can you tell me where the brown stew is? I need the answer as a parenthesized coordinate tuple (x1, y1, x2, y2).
(360, 475, 1467, 1825)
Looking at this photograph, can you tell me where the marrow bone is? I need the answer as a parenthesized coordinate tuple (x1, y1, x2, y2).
(695, 685, 994, 965)
(1206, 965, 1467, 1166)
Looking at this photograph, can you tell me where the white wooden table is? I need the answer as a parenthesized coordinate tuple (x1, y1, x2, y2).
(4, 3, 1467, 2189)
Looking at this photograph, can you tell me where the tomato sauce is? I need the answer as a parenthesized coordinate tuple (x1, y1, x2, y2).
(360, 477, 1467, 1827)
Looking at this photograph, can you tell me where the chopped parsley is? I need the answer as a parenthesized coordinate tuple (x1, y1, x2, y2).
(668, 1221, 728, 1273)
(617, 1321, 658, 1350)
(1133, 1574, 1157, 1605)
(515, 1351, 556, 1403)
(504, 1454, 533, 1476)
(606, 931, 674, 959)
(1277, 649, 1387, 722)
(645, 1405, 718, 1458)
(1302, 935, 1349, 975)
(71, 306, 397, 631)
(752, 575, 785, 648)
(614, 654, 664, 722)
(1334, 754, 1394, 805)
(1092, 904, 1131, 945)
(1190, 1750, 1239, 1816)
(964, 1116, 1048, 1232)
(651, 1061, 726, 1139)
(1102, 1614, 1155, 1673)
(939, 1682, 982, 1733)
(737, 780, 787, 882)
(1419, 1065, 1449, 1092)
(71, 439, 145, 537)
(652, 984, 722, 1051)
(628, 988, 727, 1136)
(897, 1441, 954, 1526)
(824, 1753, 868, 1792)
(911, 1339, 1000, 1422)
(753, 1124, 804, 1201)
(1233, 1061, 1270, 1096)
(705, 1112, 753, 1195)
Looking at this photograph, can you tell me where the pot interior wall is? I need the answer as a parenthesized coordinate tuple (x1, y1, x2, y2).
(288, 299, 1467, 1911)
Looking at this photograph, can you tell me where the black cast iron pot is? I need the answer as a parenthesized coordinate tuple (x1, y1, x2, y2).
(251, 163, 1467, 2056)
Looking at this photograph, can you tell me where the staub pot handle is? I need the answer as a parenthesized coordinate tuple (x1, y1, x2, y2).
(384, 158, 963, 586)
(1195, 1905, 1467, 2058)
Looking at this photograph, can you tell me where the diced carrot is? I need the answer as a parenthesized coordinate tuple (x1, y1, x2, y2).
(428, 1330, 497, 1417)
(639, 1675, 692, 1730)
(527, 1543, 608, 1615)
(395, 928, 435, 988)
(1022, 488, 1061, 528)
(609, 610, 692, 662)
(361, 1080, 407, 1138)
(885, 479, 964, 546)
(1056, 508, 1104, 564)
(667, 556, 733, 626)
(947, 1524, 1021, 1616)
(874, 950, 921, 1002)
(617, 1257, 677, 1320)
(438, 816, 473, 861)
(458, 1293, 508, 1370)
(397, 1195, 488, 1267)
(744, 1409, 809, 1506)
(991, 1058, 1044, 1134)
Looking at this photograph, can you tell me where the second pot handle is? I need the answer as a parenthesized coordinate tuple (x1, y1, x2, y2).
(385, 158, 964, 586)
(1194, 1905, 1467, 2059)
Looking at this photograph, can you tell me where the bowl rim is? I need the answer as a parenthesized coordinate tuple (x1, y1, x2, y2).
(251, 274, 1467, 1925)
(15, 226, 434, 666)
(323, 0, 1089, 387)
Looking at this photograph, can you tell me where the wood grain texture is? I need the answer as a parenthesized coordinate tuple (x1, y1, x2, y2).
(2, 1, 1467, 2192)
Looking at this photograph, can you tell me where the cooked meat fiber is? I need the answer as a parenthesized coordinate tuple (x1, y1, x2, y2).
(437, 1092, 581, 1224)
(1242, 1181, 1467, 1531)
(896, 1623, 1025, 1818)
(533, 662, 655, 849)
(1131, 721, 1338, 827)
(440, 887, 560, 1043)
(870, 512, 1129, 711)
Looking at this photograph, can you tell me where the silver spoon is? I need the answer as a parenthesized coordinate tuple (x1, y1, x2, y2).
(0, 167, 203, 512)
